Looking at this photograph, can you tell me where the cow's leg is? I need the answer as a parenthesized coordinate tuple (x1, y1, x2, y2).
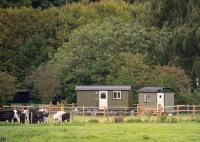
(8, 118, 12, 123)
(45, 117, 48, 123)
(14, 114, 20, 123)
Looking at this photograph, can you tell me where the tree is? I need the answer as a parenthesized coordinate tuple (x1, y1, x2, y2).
(0, 7, 68, 83)
(0, 71, 17, 104)
(149, 0, 200, 27)
(43, 18, 171, 102)
(107, 53, 149, 88)
(149, 66, 191, 92)
(149, 65, 192, 104)
(26, 65, 61, 104)
(14, 35, 49, 83)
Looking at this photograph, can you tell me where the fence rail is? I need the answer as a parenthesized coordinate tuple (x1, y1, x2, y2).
(2, 104, 200, 116)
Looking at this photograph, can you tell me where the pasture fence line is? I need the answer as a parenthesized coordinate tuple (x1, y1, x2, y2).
(2, 104, 200, 124)
(2, 104, 200, 117)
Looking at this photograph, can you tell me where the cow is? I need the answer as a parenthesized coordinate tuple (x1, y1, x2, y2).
(38, 109, 49, 123)
(0, 110, 21, 123)
(53, 111, 70, 123)
(23, 108, 30, 123)
(24, 109, 48, 124)
(13, 110, 21, 123)
(0, 110, 14, 122)
(19, 113, 25, 124)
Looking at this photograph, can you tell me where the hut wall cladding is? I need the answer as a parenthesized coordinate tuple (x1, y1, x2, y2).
(138, 93, 157, 107)
(77, 91, 98, 107)
(77, 90, 130, 107)
(108, 90, 129, 107)
(164, 93, 174, 112)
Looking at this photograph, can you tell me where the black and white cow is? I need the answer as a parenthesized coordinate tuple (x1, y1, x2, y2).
(0, 110, 14, 122)
(53, 111, 70, 123)
(0, 110, 21, 123)
(38, 109, 49, 123)
(24, 109, 48, 124)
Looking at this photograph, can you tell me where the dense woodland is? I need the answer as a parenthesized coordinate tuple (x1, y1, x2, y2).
(0, 0, 200, 104)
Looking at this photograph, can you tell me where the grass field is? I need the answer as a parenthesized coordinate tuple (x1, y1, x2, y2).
(1, 123, 200, 142)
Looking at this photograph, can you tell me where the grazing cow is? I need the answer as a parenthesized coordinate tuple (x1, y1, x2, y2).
(0, 110, 14, 122)
(53, 111, 70, 123)
(19, 113, 25, 124)
(62, 112, 70, 122)
(23, 108, 30, 123)
(13, 110, 20, 123)
(26, 109, 48, 124)
(0, 110, 21, 123)
(38, 109, 49, 123)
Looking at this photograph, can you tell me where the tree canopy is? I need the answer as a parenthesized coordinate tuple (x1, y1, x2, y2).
(0, 0, 199, 104)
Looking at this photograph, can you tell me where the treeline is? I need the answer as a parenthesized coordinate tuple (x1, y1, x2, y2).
(0, 0, 72, 8)
(0, 0, 200, 104)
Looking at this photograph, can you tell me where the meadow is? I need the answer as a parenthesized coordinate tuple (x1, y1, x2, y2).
(1, 120, 200, 142)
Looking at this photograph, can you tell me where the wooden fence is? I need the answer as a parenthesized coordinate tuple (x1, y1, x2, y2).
(2, 104, 200, 116)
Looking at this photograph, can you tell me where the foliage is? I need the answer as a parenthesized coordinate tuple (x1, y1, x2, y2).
(0, 0, 68, 8)
(0, 71, 17, 104)
(149, 66, 191, 93)
(107, 53, 149, 87)
(149, 0, 200, 27)
(114, 115, 124, 123)
(26, 65, 61, 103)
(1, 0, 200, 104)
(0, 7, 68, 83)
(158, 116, 167, 123)
(149, 65, 192, 104)
(125, 118, 142, 123)
(88, 119, 99, 123)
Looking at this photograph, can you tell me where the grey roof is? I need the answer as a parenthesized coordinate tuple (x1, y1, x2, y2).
(75, 85, 132, 91)
(138, 87, 174, 93)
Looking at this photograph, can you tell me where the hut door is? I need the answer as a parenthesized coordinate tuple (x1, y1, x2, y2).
(99, 91, 108, 109)
(157, 93, 164, 112)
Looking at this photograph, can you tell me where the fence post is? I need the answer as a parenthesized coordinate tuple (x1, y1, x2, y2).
(176, 105, 179, 116)
(137, 105, 139, 116)
(187, 104, 189, 115)
(72, 103, 74, 111)
(61, 104, 64, 111)
(124, 106, 127, 116)
(83, 106, 85, 117)
(192, 104, 196, 117)
(30, 112, 33, 124)
(104, 106, 106, 117)
(70, 111, 73, 123)
(106, 107, 109, 123)
(141, 106, 144, 116)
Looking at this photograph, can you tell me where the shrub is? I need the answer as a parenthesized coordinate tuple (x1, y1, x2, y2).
(88, 119, 99, 123)
(114, 115, 124, 123)
(144, 116, 151, 123)
(158, 116, 167, 123)
(169, 116, 178, 123)
(126, 118, 142, 123)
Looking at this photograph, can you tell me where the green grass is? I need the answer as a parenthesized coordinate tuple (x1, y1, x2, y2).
(1, 123, 200, 142)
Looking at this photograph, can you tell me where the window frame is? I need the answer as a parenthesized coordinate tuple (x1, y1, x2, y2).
(113, 91, 122, 100)
(144, 94, 150, 103)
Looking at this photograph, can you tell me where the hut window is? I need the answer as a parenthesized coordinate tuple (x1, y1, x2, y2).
(144, 95, 150, 103)
(113, 91, 121, 99)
